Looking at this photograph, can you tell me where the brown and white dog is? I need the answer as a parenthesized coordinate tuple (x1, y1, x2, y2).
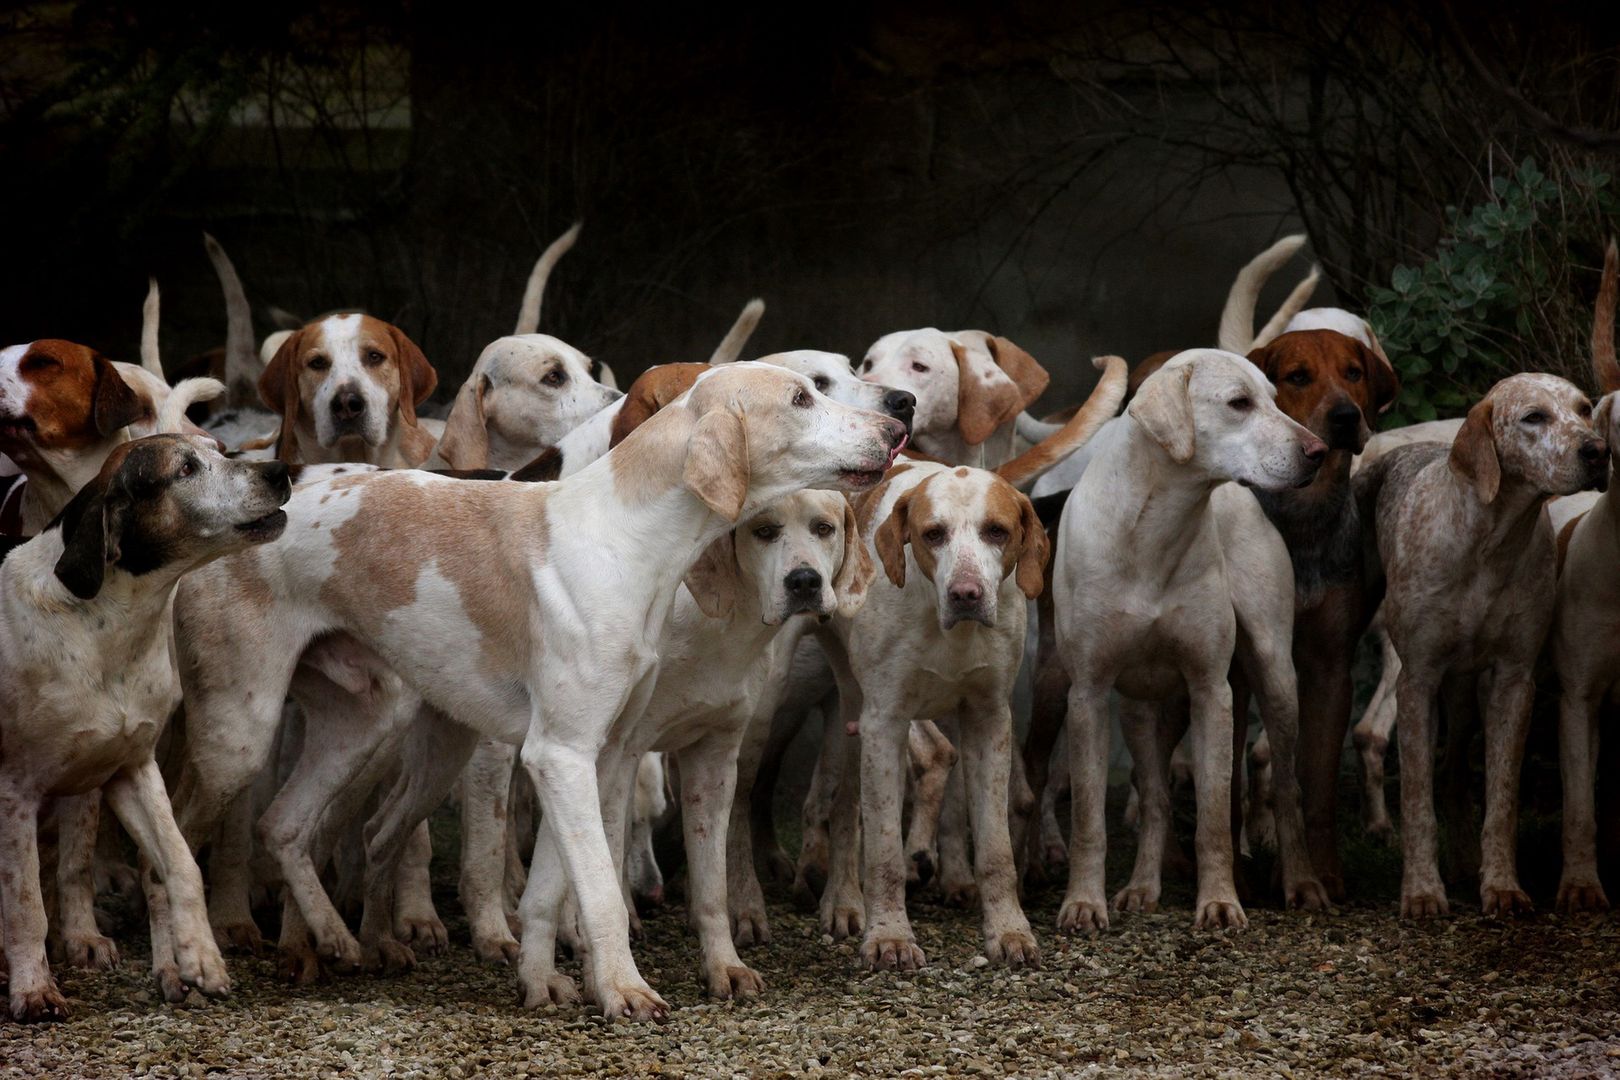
(0, 435, 290, 1021)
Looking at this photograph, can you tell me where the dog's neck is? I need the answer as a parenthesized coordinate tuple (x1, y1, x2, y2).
(1441, 467, 1551, 560)
(8, 439, 126, 533)
(1253, 447, 1361, 600)
(1092, 418, 1223, 576)
(292, 419, 433, 469)
(14, 531, 183, 648)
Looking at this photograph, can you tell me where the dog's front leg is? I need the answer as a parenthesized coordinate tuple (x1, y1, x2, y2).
(1057, 682, 1112, 933)
(103, 758, 231, 1004)
(1479, 665, 1536, 917)
(0, 786, 65, 1022)
(728, 704, 774, 948)
(679, 731, 764, 999)
(1556, 686, 1610, 912)
(958, 700, 1038, 968)
(1246, 632, 1329, 912)
(858, 704, 923, 971)
(54, 792, 119, 971)
(817, 694, 866, 940)
(1395, 664, 1447, 917)
(1115, 698, 1175, 914)
(460, 737, 522, 963)
(1187, 676, 1245, 930)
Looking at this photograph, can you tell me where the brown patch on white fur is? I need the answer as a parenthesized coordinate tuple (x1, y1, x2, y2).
(609, 363, 707, 447)
(0, 340, 149, 456)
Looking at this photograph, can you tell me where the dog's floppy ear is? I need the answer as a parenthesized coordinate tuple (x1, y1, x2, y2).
(436, 372, 491, 469)
(833, 495, 876, 617)
(951, 340, 1024, 446)
(1246, 342, 1280, 384)
(259, 327, 307, 462)
(1129, 362, 1196, 464)
(387, 324, 438, 427)
(51, 476, 130, 600)
(1449, 395, 1500, 504)
(683, 531, 741, 618)
(986, 336, 1050, 412)
(1597, 393, 1619, 465)
(611, 364, 705, 448)
(873, 488, 914, 588)
(684, 405, 749, 521)
(90, 354, 147, 437)
(1361, 334, 1401, 416)
(1011, 488, 1050, 600)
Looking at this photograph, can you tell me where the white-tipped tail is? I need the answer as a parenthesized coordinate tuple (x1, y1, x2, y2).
(203, 232, 260, 402)
(140, 278, 164, 376)
(1217, 234, 1307, 353)
(1595, 238, 1619, 394)
(515, 221, 583, 335)
(1252, 264, 1322, 349)
(708, 298, 766, 365)
(996, 355, 1129, 490)
(159, 377, 225, 434)
(1015, 412, 1065, 444)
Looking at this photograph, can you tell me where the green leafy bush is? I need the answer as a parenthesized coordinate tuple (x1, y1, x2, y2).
(1366, 157, 1619, 425)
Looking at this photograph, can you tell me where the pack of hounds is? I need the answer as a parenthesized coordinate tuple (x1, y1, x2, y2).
(1, 224, 1615, 1024)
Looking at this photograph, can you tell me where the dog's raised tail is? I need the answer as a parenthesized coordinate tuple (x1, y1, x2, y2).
(708, 298, 766, 365)
(1251, 264, 1322, 349)
(515, 221, 583, 336)
(159, 378, 226, 436)
(1217, 234, 1308, 354)
(203, 232, 259, 406)
(1594, 238, 1619, 394)
(996, 355, 1128, 490)
(140, 278, 164, 377)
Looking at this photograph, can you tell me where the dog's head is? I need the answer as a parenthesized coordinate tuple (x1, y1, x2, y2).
(872, 466, 1048, 631)
(859, 329, 1046, 447)
(1129, 349, 1327, 490)
(48, 433, 291, 599)
(1248, 328, 1399, 452)
(1451, 373, 1606, 503)
(684, 489, 873, 624)
(0, 340, 149, 462)
(436, 334, 621, 470)
(257, 314, 437, 461)
(756, 350, 915, 432)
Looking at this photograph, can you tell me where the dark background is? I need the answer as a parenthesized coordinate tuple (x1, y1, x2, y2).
(1, 2, 1617, 410)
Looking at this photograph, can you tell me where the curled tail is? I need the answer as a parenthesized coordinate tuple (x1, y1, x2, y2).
(203, 232, 259, 404)
(1594, 237, 1618, 394)
(1217, 234, 1307, 353)
(708, 298, 766, 365)
(996, 355, 1128, 490)
(1252, 264, 1322, 349)
(158, 378, 226, 435)
(515, 221, 582, 335)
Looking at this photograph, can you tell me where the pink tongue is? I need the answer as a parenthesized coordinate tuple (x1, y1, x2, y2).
(886, 433, 909, 467)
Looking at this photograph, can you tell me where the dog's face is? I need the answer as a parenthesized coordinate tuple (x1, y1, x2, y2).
(757, 350, 916, 431)
(437, 334, 621, 469)
(50, 434, 291, 599)
(1451, 373, 1606, 503)
(1248, 329, 1400, 452)
(874, 468, 1048, 631)
(0, 340, 148, 461)
(686, 490, 873, 623)
(258, 314, 437, 460)
(859, 329, 1047, 446)
(1129, 349, 1327, 490)
(677, 364, 909, 521)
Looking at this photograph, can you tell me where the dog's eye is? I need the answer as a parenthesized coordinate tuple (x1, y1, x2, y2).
(1228, 397, 1254, 412)
(1285, 370, 1311, 387)
(542, 369, 567, 387)
(813, 376, 831, 392)
(1345, 367, 1363, 383)
(20, 353, 60, 373)
(1578, 401, 1593, 418)
(862, 359, 874, 372)
(911, 362, 930, 374)
(921, 526, 947, 546)
(308, 354, 331, 372)
(753, 524, 781, 542)
(982, 524, 1009, 544)
(363, 349, 386, 367)
(792, 389, 813, 408)
(814, 520, 836, 539)
(177, 459, 195, 479)
(1521, 411, 1547, 425)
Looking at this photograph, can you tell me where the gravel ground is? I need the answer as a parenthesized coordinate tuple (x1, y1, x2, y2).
(5, 794, 1619, 1078)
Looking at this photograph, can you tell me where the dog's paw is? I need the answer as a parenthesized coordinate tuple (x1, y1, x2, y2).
(985, 929, 1040, 969)
(594, 981, 670, 1023)
(472, 931, 521, 966)
(315, 932, 363, 975)
(277, 941, 322, 986)
(1057, 897, 1109, 934)
(1111, 884, 1160, 914)
(707, 963, 765, 1000)
(1400, 885, 1449, 919)
(211, 920, 266, 957)
(819, 887, 864, 940)
(394, 914, 448, 955)
(174, 937, 231, 999)
(363, 937, 417, 976)
(10, 982, 69, 1023)
(1555, 879, 1610, 915)
(732, 910, 772, 949)
(1193, 897, 1247, 930)
(1285, 877, 1331, 912)
(61, 932, 120, 971)
(1480, 884, 1534, 918)
(861, 932, 926, 972)
(520, 972, 581, 1010)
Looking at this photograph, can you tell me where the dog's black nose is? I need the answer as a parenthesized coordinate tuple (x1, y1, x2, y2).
(884, 390, 916, 424)
(785, 567, 822, 600)
(1328, 402, 1361, 429)
(331, 390, 366, 421)
(1581, 439, 1606, 463)
(947, 581, 983, 608)
(262, 460, 290, 487)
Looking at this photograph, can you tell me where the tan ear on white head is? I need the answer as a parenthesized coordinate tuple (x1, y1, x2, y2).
(1011, 488, 1050, 600)
(951, 340, 1024, 445)
(436, 372, 491, 469)
(1448, 396, 1500, 503)
(1595, 393, 1617, 455)
(833, 496, 876, 617)
(385, 324, 438, 427)
(259, 328, 308, 462)
(873, 488, 914, 588)
(1128, 362, 1196, 464)
(683, 531, 741, 618)
(985, 336, 1050, 411)
(683, 405, 750, 520)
